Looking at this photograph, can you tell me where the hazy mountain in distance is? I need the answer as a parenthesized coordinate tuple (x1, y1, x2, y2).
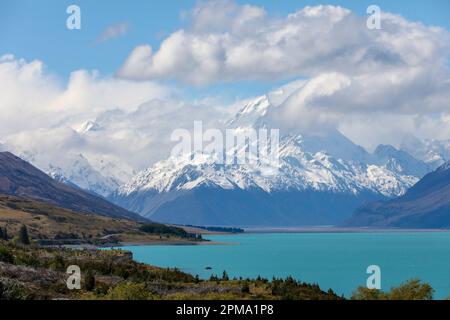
(373, 144, 431, 178)
(400, 135, 450, 169)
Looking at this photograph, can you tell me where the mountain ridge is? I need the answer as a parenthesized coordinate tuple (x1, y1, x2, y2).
(109, 94, 429, 226)
(0, 151, 145, 222)
(346, 161, 450, 228)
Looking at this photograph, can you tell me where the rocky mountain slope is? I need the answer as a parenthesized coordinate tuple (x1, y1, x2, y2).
(346, 161, 450, 228)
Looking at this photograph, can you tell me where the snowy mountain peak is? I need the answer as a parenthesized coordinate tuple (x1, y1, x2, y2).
(77, 120, 100, 134)
(20, 150, 132, 198)
(108, 86, 437, 225)
(115, 91, 427, 200)
(400, 136, 450, 168)
(117, 131, 419, 199)
(227, 95, 271, 127)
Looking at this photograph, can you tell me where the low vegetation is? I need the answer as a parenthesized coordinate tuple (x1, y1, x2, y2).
(351, 279, 434, 300)
(0, 236, 343, 300)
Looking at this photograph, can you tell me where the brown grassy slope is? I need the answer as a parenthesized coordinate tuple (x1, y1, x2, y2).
(0, 195, 200, 245)
(0, 151, 144, 221)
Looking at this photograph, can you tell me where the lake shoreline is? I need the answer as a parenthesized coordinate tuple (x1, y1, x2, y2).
(54, 228, 450, 249)
(242, 227, 450, 234)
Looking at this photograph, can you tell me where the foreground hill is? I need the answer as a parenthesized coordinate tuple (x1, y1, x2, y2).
(0, 240, 436, 300)
(0, 195, 199, 245)
(0, 240, 342, 300)
(347, 162, 450, 228)
(0, 152, 143, 221)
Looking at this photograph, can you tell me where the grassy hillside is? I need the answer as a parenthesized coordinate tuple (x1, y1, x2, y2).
(0, 195, 201, 246)
(0, 152, 146, 221)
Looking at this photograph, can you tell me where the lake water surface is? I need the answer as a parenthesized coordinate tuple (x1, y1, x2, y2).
(119, 232, 450, 299)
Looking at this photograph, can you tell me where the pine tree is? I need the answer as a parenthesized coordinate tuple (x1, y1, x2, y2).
(222, 270, 229, 281)
(84, 270, 96, 291)
(0, 227, 8, 241)
(18, 225, 30, 245)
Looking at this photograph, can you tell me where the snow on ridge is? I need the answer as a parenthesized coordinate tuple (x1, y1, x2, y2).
(115, 93, 425, 198)
(117, 131, 419, 198)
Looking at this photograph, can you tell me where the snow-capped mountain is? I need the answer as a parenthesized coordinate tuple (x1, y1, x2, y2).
(110, 93, 430, 226)
(373, 144, 432, 178)
(117, 133, 417, 198)
(400, 136, 450, 169)
(20, 151, 132, 198)
(347, 160, 450, 228)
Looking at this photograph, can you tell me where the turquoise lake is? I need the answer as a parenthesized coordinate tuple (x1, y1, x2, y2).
(119, 232, 450, 299)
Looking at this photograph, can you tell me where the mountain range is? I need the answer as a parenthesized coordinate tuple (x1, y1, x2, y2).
(3, 88, 449, 227)
(108, 95, 439, 226)
(347, 161, 450, 228)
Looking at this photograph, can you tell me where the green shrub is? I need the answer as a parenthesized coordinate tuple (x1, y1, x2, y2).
(351, 287, 387, 300)
(0, 278, 30, 300)
(84, 270, 96, 291)
(139, 223, 188, 238)
(388, 279, 433, 300)
(0, 246, 14, 263)
(241, 282, 250, 294)
(105, 282, 152, 300)
(18, 225, 30, 245)
(352, 279, 433, 300)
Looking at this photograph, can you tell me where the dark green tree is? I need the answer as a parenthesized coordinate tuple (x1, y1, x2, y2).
(241, 282, 250, 294)
(18, 225, 30, 245)
(84, 271, 96, 291)
(0, 227, 7, 240)
(222, 270, 229, 281)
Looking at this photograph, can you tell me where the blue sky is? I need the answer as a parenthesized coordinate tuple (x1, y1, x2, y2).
(1, 0, 450, 99)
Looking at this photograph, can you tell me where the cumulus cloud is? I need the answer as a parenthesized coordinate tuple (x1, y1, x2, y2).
(97, 22, 128, 43)
(1, 1, 450, 179)
(0, 54, 231, 172)
(0, 54, 169, 136)
(117, 1, 450, 86)
(116, 0, 450, 147)
(0, 54, 175, 173)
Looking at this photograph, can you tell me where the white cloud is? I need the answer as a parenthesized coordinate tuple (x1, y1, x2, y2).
(0, 54, 169, 136)
(0, 54, 230, 172)
(116, 1, 450, 148)
(117, 1, 450, 86)
(97, 22, 128, 43)
(1, 1, 450, 179)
